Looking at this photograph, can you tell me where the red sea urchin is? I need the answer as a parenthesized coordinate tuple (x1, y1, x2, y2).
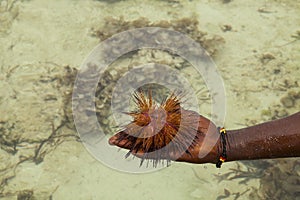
(113, 91, 201, 166)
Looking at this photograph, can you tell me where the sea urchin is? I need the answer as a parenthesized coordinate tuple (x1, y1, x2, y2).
(113, 90, 201, 166)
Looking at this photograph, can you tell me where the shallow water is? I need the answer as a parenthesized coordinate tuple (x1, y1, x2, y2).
(0, 0, 299, 199)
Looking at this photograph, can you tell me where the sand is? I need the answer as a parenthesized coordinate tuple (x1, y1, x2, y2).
(0, 0, 299, 199)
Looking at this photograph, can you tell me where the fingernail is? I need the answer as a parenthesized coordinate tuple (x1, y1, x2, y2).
(108, 137, 116, 145)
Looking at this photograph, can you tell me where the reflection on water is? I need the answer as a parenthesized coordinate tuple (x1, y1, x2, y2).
(0, 0, 299, 199)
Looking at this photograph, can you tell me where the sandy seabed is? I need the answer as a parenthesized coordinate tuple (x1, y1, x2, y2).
(0, 0, 299, 199)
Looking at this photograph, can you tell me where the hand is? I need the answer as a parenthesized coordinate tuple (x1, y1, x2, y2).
(109, 110, 221, 165)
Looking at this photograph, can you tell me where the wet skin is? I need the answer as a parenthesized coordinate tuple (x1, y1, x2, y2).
(109, 112, 300, 165)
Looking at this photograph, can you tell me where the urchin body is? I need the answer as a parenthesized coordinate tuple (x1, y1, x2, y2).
(114, 91, 202, 165)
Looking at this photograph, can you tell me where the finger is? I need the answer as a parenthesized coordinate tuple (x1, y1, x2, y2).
(108, 133, 122, 145)
(108, 132, 133, 150)
(130, 148, 168, 160)
(130, 150, 145, 159)
(131, 148, 185, 161)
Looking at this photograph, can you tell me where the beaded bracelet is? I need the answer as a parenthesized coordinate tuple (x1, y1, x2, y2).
(216, 127, 227, 168)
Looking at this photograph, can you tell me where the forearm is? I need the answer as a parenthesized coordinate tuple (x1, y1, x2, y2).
(226, 112, 300, 162)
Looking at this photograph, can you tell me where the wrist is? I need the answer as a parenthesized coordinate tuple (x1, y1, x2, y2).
(225, 129, 239, 162)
